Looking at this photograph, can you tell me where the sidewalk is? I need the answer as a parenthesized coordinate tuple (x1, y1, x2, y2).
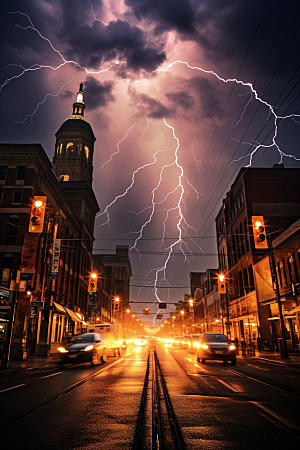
(1, 354, 61, 375)
(237, 349, 300, 367)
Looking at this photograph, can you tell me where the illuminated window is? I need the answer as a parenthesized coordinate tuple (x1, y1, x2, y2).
(59, 175, 69, 181)
(74, 107, 78, 114)
(66, 142, 74, 151)
(59, 143, 63, 154)
(78, 107, 82, 114)
(57, 146, 59, 153)
(84, 146, 89, 161)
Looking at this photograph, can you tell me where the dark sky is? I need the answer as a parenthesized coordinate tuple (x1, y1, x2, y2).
(1, 0, 300, 329)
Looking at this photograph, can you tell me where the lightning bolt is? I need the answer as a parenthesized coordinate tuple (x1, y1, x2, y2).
(3, 10, 300, 324)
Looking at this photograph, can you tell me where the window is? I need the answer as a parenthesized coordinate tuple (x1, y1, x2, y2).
(280, 260, 288, 286)
(59, 175, 69, 181)
(248, 264, 255, 291)
(8, 216, 19, 237)
(277, 262, 283, 287)
(12, 189, 22, 204)
(84, 146, 89, 161)
(16, 166, 26, 180)
(244, 219, 249, 252)
(0, 166, 7, 181)
(66, 142, 74, 151)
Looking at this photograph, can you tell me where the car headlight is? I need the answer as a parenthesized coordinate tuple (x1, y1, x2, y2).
(193, 342, 200, 348)
(82, 344, 94, 352)
(201, 344, 209, 349)
(58, 347, 68, 353)
(229, 345, 236, 350)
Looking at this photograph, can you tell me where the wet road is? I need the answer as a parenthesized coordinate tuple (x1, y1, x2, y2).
(0, 342, 299, 449)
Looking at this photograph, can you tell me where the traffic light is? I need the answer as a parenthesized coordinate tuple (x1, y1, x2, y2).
(88, 273, 97, 292)
(252, 216, 268, 249)
(144, 308, 150, 315)
(218, 274, 226, 294)
(28, 196, 47, 233)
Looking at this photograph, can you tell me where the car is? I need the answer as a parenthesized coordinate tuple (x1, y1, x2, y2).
(172, 336, 182, 347)
(180, 335, 190, 349)
(188, 334, 202, 353)
(134, 335, 148, 347)
(196, 333, 236, 365)
(58, 333, 107, 365)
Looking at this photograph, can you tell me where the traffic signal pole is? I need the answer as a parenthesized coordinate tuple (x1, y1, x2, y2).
(267, 236, 289, 359)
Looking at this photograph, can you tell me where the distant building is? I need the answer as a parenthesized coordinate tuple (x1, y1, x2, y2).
(95, 245, 132, 323)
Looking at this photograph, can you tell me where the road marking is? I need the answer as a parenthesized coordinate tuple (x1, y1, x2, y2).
(95, 357, 124, 377)
(0, 384, 25, 393)
(184, 357, 193, 363)
(251, 401, 300, 431)
(40, 372, 63, 378)
(194, 363, 207, 372)
(217, 378, 240, 392)
(247, 363, 269, 371)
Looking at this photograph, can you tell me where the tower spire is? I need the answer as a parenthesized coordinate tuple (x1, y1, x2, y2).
(73, 82, 85, 116)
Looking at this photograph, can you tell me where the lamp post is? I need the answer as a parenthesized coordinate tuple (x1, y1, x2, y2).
(180, 310, 184, 335)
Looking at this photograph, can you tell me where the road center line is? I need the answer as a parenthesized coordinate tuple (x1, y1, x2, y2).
(40, 372, 63, 378)
(0, 384, 25, 394)
(217, 378, 240, 392)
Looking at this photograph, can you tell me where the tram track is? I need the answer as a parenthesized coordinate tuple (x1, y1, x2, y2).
(132, 348, 186, 450)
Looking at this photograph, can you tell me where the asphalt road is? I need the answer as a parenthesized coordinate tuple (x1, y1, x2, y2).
(0, 342, 299, 449)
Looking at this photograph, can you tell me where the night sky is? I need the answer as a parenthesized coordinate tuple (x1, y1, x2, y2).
(1, 0, 300, 326)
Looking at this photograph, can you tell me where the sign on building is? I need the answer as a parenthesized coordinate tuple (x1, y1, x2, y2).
(51, 239, 61, 278)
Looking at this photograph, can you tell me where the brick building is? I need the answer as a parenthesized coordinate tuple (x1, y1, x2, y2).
(215, 164, 300, 347)
(0, 84, 101, 363)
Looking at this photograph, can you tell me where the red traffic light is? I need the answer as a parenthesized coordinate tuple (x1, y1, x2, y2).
(252, 216, 268, 249)
(28, 196, 47, 233)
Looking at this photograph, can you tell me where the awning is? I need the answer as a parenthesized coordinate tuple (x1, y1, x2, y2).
(289, 305, 300, 314)
(268, 314, 296, 320)
(64, 307, 82, 322)
(53, 302, 67, 314)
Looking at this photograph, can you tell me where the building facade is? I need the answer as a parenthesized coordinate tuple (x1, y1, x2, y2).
(215, 164, 300, 349)
(0, 84, 101, 364)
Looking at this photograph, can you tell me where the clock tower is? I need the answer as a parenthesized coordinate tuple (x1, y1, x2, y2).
(53, 83, 96, 187)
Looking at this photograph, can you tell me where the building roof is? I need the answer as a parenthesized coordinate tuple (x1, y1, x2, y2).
(56, 115, 95, 140)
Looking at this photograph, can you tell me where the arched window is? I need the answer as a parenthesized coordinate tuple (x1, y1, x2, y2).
(277, 262, 283, 287)
(280, 260, 288, 285)
(84, 146, 89, 161)
(66, 142, 74, 152)
(59, 143, 63, 154)
(59, 175, 69, 181)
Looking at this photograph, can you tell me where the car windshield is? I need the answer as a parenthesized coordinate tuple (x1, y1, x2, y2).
(70, 334, 94, 344)
(202, 334, 228, 343)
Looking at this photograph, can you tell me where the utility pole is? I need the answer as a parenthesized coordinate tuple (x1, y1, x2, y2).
(267, 235, 289, 359)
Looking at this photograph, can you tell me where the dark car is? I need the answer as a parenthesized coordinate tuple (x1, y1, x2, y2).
(58, 333, 107, 365)
(196, 333, 236, 365)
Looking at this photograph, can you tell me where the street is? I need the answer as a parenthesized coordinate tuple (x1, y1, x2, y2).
(0, 341, 299, 449)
